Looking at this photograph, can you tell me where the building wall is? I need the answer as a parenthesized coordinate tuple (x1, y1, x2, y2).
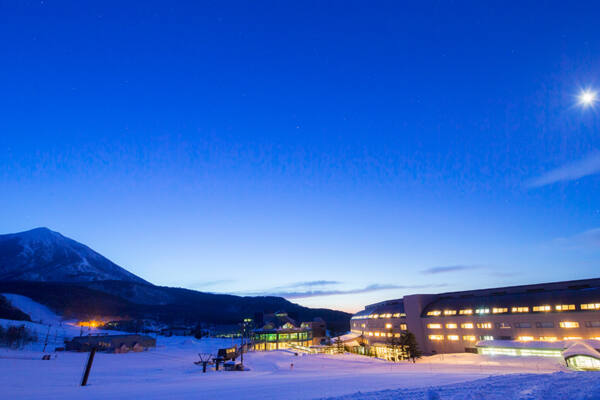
(403, 294, 438, 354)
(421, 310, 600, 354)
(352, 278, 600, 356)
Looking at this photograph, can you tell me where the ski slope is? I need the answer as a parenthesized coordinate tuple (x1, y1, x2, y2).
(2, 293, 62, 325)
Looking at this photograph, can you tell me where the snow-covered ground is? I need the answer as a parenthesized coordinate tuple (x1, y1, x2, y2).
(0, 333, 585, 400)
(322, 371, 600, 400)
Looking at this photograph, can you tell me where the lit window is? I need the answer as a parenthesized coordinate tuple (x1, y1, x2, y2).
(372, 314, 379, 319)
(461, 323, 474, 329)
(428, 335, 444, 341)
(374, 332, 380, 337)
(387, 332, 393, 337)
(563, 336, 583, 340)
(518, 336, 534, 341)
(511, 307, 529, 313)
(555, 304, 575, 311)
(444, 310, 457, 316)
(448, 335, 459, 341)
(476, 308, 490, 314)
(559, 321, 579, 328)
(476, 322, 492, 329)
(427, 310, 441, 316)
(539, 337, 558, 342)
(368, 332, 373, 336)
(496, 322, 511, 329)
(446, 323, 457, 329)
(492, 308, 508, 314)
(427, 323, 442, 329)
(392, 313, 401, 318)
(581, 304, 600, 310)
(480, 335, 494, 340)
(361, 323, 366, 328)
(400, 324, 407, 330)
(590, 337, 600, 341)
(385, 313, 392, 318)
(463, 335, 476, 341)
(394, 333, 401, 338)
(533, 305, 551, 312)
(385, 323, 392, 329)
(459, 309, 473, 315)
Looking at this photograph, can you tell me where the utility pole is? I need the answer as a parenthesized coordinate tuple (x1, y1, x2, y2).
(81, 347, 97, 386)
(42, 325, 51, 353)
(240, 320, 245, 366)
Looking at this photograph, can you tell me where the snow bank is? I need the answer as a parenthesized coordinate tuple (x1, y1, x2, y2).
(321, 371, 600, 400)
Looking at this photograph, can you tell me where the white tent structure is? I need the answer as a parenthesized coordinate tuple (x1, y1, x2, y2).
(562, 341, 600, 371)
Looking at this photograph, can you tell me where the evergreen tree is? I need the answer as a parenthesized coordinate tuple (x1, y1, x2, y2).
(400, 331, 422, 363)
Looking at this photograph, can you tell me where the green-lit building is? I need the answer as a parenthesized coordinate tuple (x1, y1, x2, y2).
(251, 312, 313, 350)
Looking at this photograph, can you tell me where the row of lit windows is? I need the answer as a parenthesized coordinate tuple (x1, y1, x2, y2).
(426, 303, 599, 317)
(353, 322, 409, 331)
(427, 321, 584, 330)
(368, 331, 401, 338)
(353, 322, 407, 329)
(372, 313, 405, 319)
(360, 325, 408, 337)
(428, 335, 600, 342)
(352, 312, 407, 320)
(428, 334, 477, 341)
(582, 304, 600, 310)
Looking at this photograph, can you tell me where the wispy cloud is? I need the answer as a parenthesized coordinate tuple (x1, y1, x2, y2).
(554, 228, 600, 249)
(527, 152, 600, 188)
(277, 280, 342, 289)
(421, 265, 482, 275)
(242, 283, 447, 299)
(188, 279, 236, 289)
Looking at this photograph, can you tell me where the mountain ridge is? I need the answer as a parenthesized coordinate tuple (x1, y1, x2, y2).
(0, 227, 148, 284)
(0, 228, 351, 332)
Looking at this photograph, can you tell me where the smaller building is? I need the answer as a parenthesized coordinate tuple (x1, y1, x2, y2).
(65, 334, 156, 353)
(251, 312, 313, 350)
(301, 317, 327, 345)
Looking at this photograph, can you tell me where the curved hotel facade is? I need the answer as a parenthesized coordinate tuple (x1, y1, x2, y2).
(352, 278, 600, 356)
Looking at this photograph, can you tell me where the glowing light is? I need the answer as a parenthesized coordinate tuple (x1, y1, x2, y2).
(77, 320, 102, 328)
(579, 90, 597, 107)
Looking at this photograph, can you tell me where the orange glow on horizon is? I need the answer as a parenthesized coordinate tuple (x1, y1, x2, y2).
(77, 320, 102, 328)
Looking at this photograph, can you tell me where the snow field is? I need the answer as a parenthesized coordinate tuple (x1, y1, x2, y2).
(0, 335, 572, 400)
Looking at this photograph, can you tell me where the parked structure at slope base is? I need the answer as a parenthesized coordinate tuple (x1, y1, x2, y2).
(64, 334, 156, 353)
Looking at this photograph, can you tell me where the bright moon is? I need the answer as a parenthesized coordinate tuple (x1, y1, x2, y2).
(580, 90, 597, 106)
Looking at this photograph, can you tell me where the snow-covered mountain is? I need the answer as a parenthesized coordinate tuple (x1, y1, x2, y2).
(0, 227, 148, 284)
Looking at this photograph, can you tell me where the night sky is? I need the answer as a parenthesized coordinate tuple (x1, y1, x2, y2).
(1, 1, 599, 312)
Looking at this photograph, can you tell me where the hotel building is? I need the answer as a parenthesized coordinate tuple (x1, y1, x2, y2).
(351, 278, 600, 356)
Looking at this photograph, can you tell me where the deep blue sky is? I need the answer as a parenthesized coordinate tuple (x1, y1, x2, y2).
(1, 1, 599, 312)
